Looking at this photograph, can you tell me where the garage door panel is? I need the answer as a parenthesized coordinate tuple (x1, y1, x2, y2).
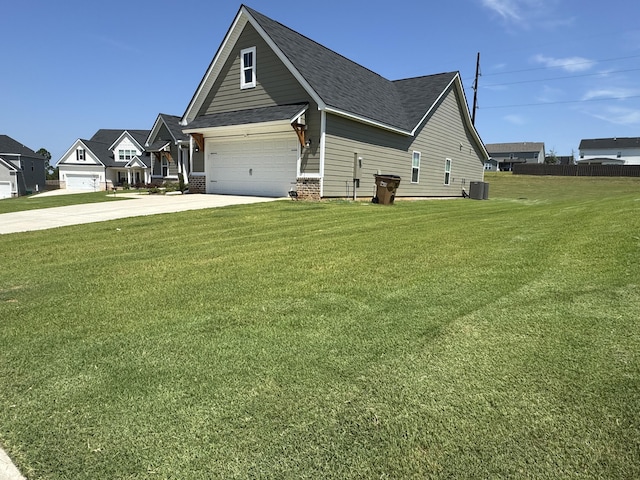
(66, 175, 100, 190)
(206, 136, 298, 197)
(0, 181, 12, 199)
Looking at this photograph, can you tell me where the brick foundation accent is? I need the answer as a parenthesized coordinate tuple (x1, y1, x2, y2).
(295, 178, 321, 200)
(188, 174, 206, 194)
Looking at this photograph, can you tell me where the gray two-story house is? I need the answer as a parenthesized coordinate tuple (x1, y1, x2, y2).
(0, 135, 47, 198)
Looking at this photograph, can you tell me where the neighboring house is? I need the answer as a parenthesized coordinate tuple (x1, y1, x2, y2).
(0, 134, 47, 199)
(145, 114, 192, 185)
(180, 5, 487, 199)
(578, 137, 640, 165)
(484, 142, 545, 172)
(57, 129, 151, 191)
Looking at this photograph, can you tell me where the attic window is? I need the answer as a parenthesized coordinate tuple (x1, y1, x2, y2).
(119, 149, 135, 161)
(76, 149, 85, 161)
(241, 47, 256, 89)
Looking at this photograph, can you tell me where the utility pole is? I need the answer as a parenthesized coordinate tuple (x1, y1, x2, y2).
(472, 52, 480, 126)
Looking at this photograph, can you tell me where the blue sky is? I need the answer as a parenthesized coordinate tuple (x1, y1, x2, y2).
(2, 0, 639, 163)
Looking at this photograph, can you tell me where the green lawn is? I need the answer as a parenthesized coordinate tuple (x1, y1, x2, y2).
(0, 191, 129, 214)
(1, 173, 639, 479)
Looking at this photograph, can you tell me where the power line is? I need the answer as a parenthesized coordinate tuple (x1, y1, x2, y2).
(482, 67, 640, 88)
(480, 95, 640, 109)
(481, 53, 640, 77)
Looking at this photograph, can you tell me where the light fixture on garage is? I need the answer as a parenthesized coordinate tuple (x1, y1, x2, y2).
(305, 138, 312, 148)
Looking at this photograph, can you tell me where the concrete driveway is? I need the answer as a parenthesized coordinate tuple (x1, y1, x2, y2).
(0, 192, 284, 235)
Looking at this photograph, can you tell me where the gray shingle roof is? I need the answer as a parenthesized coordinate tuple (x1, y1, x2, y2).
(84, 130, 151, 167)
(579, 137, 640, 150)
(0, 134, 44, 157)
(239, 6, 457, 133)
(158, 114, 189, 142)
(485, 142, 545, 154)
(185, 103, 308, 130)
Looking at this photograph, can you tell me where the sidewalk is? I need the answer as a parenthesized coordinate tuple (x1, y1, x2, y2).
(0, 192, 283, 234)
(0, 448, 25, 480)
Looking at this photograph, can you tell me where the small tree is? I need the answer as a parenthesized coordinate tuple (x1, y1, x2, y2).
(545, 148, 558, 165)
(36, 148, 57, 179)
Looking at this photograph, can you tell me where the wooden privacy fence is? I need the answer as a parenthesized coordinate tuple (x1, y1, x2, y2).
(513, 164, 640, 177)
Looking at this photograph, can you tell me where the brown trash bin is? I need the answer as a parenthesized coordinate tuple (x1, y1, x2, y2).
(372, 174, 401, 205)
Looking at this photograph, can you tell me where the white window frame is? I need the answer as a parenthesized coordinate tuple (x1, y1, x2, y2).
(118, 149, 135, 161)
(240, 47, 256, 89)
(411, 151, 420, 183)
(444, 158, 452, 185)
(76, 149, 85, 161)
(161, 157, 169, 177)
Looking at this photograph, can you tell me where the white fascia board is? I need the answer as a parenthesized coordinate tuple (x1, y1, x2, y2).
(324, 107, 411, 136)
(451, 73, 489, 160)
(290, 104, 310, 123)
(181, 12, 247, 125)
(125, 157, 148, 168)
(409, 75, 457, 137)
(145, 115, 165, 147)
(57, 139, 84, 164)
(58, 139, 106, 166)
(108, 131, 145, 152)
(243, 9, 326, 111)
(410, 73, 489, 161)
(0, 157, 18, 171)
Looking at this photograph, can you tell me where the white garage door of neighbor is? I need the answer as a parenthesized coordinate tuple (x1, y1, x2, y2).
(0, 181, 12, 199)
(66, 174, 100, 191)
(207, 136, 298, 197)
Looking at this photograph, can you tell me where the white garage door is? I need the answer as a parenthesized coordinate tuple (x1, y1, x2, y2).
(66, 174, 99, 191)
(206, 136, 298, 197)
(0, 181, 12, 199)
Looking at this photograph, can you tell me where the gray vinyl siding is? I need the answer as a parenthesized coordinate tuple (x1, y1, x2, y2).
(195, 22, 321, 176)
(323, 87, 484, 197)
(201, 24, 308, 116)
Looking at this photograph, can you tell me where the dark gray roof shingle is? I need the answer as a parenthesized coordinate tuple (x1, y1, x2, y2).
(579, 137, 640, 150)
(244, 6, 457, 133)
(0, 134, 44, 157)
(485, 142, 545, 154)
(158, 114, 189, 142)
(186, 103, 308, 130)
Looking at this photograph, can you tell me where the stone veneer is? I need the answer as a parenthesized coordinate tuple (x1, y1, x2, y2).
(188, 174, 206, 194)
(295, 178, 321, 200)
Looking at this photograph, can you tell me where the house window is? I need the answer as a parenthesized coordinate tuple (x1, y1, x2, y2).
(444, 158, 452, 185)
(161, 157, 169, 177)
(617, 151, 622, 158)
(76, 149, 85, 161)
(411, 151, 420, 183)
(119, 149, 135, 161)
(240, 47, 256, 89)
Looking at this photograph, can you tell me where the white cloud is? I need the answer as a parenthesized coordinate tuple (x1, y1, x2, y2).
(532, 54, 594, 72)
(536, 85, 564, 103)
(582, 88, 639, 101)
(480, 0, 568, 27)
(583, 106, 640, 126)
(504, 114, 526, 125)
(481, 0, 522, 21)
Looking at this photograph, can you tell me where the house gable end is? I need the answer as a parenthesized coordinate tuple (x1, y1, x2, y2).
(109, 131, 146, 152)
(58, 140, 105, 166)
(199, 23, 309, 117)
